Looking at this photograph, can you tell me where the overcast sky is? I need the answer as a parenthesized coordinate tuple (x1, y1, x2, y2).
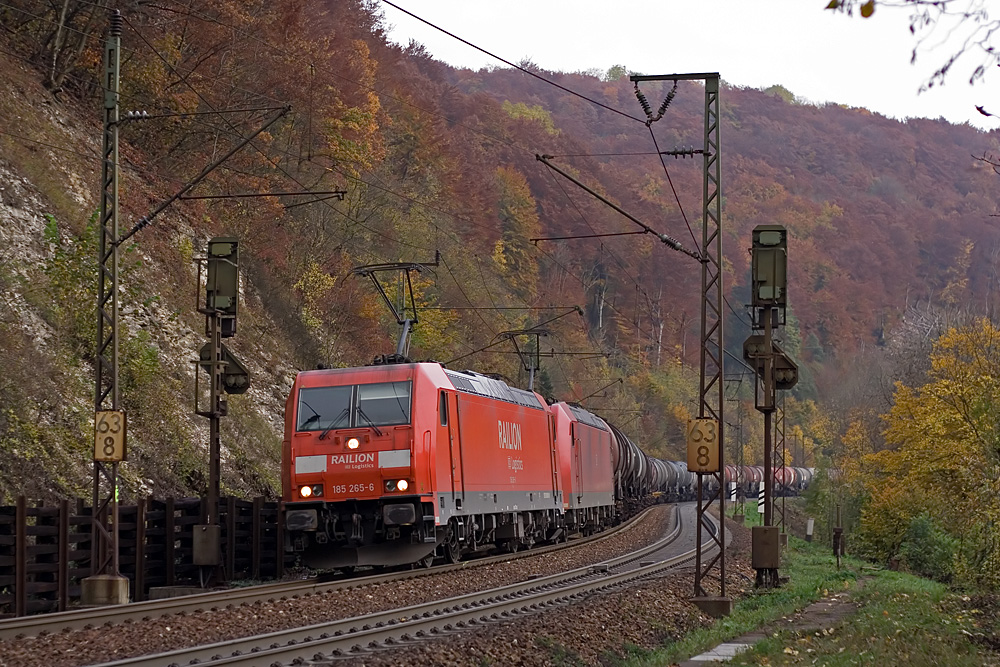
(379, 0, 998, 131)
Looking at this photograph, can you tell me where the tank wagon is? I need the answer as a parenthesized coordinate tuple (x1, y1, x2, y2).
(281, 361, 811, 569)
(724, 464, 814, 498)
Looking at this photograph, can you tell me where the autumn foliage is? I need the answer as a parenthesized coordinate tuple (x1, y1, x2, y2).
(2, 0, 1000, 516)
(840, 320, 1000, 588)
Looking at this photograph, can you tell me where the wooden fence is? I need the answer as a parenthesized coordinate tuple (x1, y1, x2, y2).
(0, 496, 288, 617)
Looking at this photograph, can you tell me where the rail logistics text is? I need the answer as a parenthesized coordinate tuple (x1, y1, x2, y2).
(498, 420, 522, 450)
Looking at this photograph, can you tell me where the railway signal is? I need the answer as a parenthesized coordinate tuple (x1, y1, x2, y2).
(751, 224, 787, 319)
(742, 337, 798, 391)
(198, 343, 250, 394)
(205, 237, 239, 337)
(194, 237, 250, 575)
(746, 224, 797, 589)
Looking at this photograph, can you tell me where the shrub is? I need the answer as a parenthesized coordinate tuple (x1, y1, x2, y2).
(899, 513, 956, 583)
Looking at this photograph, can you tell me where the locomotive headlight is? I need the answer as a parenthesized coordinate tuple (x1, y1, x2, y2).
(347, 437, 360, 449)
(385, 479, 409, 492)
(299, 485, 312, 498)
(311, 484, 323, 497)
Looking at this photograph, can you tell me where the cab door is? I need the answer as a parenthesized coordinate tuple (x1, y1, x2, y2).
(437, 390, 464, 504)
(548, 413, 561, 505)
(572, 422, 583, 504)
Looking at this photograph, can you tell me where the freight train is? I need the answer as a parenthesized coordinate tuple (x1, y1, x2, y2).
(281, 362, 810, 569)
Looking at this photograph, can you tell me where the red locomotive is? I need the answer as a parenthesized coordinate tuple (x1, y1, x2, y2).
(282, 360, 813, 569)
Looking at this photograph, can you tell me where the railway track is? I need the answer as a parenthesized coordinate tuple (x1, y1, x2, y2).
(89, 503, 708, 667)
(0, 503, 669, 642)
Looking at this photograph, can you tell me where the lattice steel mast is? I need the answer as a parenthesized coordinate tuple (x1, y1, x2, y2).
(630, 72, 727, 614)
(85, 8, 128, 606)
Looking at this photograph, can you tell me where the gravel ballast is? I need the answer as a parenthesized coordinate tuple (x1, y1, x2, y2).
(342, 512, 756, 666)
(0, 505, 713, 667)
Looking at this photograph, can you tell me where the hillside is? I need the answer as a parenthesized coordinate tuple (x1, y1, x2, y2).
(0, 0, 998, 503)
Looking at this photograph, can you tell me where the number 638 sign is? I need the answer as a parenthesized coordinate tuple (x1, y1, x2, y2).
(686, 418, 719, 473)
(94, 410, 127, 462)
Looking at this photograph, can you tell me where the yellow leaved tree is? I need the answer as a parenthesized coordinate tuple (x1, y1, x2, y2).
(855, 319, 1000, 588)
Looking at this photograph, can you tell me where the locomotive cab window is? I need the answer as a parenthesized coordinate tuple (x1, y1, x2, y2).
(296, 386, 352, 432)
(356, 381, 411, 426)
(296, 381, 412, 432)
(439, 391, 448, 426)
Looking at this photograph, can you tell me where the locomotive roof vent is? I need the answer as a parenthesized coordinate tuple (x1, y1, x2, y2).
(567, 404, 609, 431)
(445, 369, 544, 410)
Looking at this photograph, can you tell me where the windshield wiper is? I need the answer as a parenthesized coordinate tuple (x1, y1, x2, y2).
(356, 407, 384, 436)
(299, 401, 322, 430)
(318, 407, 350, 441)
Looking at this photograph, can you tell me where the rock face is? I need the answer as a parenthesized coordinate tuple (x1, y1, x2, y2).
(0, 52, 288, 503)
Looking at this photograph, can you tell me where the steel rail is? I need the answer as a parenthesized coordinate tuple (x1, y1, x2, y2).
(94, 505, 707, 667)
(0, 504, 668, 641)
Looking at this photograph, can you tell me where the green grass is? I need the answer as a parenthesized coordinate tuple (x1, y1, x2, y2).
(625, 538, 996, 666)
(730, 571, 990, 665)
(626, 538, 862, 666)
(535, 635, 587, 666)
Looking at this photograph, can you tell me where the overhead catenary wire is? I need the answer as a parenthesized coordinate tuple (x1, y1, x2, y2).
(528, 242, 658, 343)
(537, 164, 662, 338)
(1, 0, 289, 107)
(378, 0, 646, 125)
(543, 151, 688, 158)
(441, 255, 497, 337)
(530, 230, 646, 243)
(0, 49, 284, 180)
(121, 14, 433, 257)
(537, 154, 700, 261)
(0, 0, 103, 39)
(420, 305, 581, 310)
(724, 347, 757, 375)
(131, 0, 540, 160)
(0, 3, 717, 403)
(224, 143, 536, 334)
(646, 126, 701, 253)
(539, 163, 653, 299)
(0, 9, 520, 243)
(118, 105, 292, 244)
(631, 78, 708, 259)
(117, 106, 286, 123)
(724, 295, 753, 329)
(31, 2, 707, 376)
(17, 0, 691, 296)
(327, 163, 624, 343)
(0, 127, 99, 160)
(111, 1, 677, 356)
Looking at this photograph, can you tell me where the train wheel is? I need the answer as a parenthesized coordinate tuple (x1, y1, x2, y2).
(444, 522, 462, 564)
(413, 552, 435, 569)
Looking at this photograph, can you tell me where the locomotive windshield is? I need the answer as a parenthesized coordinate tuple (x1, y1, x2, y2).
(296, 386, 352, 431)
(296, 381, 411, 432)
(357, 381, 411, 426)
